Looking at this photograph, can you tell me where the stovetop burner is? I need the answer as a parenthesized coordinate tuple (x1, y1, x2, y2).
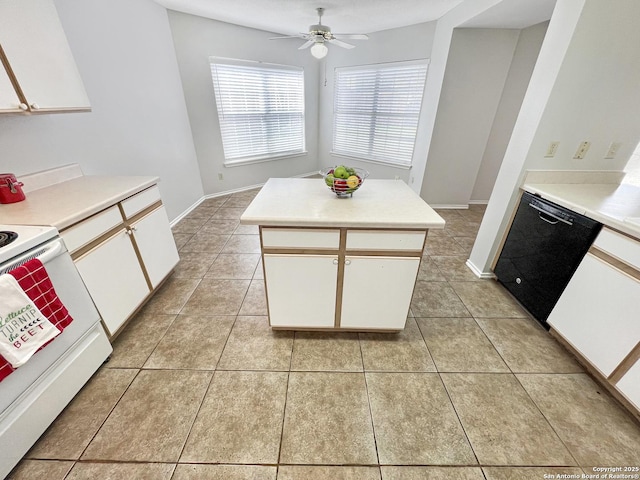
(0, 231, 18, 248)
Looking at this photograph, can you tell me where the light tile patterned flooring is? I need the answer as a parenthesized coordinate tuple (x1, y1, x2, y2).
(10, 190, 640, 479)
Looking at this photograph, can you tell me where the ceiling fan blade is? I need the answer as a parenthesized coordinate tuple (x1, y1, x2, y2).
(333, 34, 369, 40)
(298, 40, 315, 50)
(328, 38, 355, 49)
(269, 33, 308, 40)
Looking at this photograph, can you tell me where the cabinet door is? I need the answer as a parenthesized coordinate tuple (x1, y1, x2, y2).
(0, 0, 90, 112)
(263, 254, 337, 328)
(75, 229, 149, 336)
(131, 206, 180, 288)
(0, 62, 23, 112)
(548, 253, 640, 377)
(617, 360, 640, 410)
(340, 256, 420, 330)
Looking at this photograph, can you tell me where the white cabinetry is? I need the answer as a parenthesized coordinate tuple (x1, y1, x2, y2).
(130, 207, 179, 289)
(340, 256, 420, 330)
(547, 253, 640, 376)
(62, 185, 179, 337)
(0, 0, 90, 113)
(263, 254, 337, 328)
(548, 226, 640, 419)
(261, 227, 425, 331)
(75, 229, 150, 335)
(617, 361, 640, 410)
(0, 64, 21, 113)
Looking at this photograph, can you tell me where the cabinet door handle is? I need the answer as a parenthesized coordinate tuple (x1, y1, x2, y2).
(18, 103, 28, 111)
(333, 258, 339, 265)
(30, 103, 40, 110)
(130, 226, 137, 232)
(345, 259, 351, 265)
(125, 228, 133, 236)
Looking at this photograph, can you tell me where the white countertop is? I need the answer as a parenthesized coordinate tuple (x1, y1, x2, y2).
(523, 182, 640, 239)
(0, 175, 158, 230)
(240, 178, 445, 229)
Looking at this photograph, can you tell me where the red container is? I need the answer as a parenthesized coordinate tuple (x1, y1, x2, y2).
(0, 173, 26, 204)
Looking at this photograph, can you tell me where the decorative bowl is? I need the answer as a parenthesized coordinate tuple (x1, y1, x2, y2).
(320, 166, 369, 198)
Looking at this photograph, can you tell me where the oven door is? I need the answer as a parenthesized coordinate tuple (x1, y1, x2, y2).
(0, 236, 104, 412)
(0, 236, 112, 478)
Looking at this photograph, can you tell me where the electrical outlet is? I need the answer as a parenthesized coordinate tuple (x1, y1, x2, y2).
(604, 142, 622, 159)
(545, 141, 560, 158)
(573, 141, 591, 160)
(394, 175, 400, 180)
(218, 173, 224, 181)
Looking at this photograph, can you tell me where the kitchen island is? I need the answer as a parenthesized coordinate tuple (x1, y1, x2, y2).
(240, 178, 445, 331)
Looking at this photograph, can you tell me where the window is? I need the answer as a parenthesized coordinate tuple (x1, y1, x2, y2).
(210, 58, 305, 165)
(333, 60, 429, 168)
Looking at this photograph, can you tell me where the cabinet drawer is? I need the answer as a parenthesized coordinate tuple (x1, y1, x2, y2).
(346, 230, 426, 251)
(121, 185, 161, 219)
(261, 228, 340, 249)
(593, 228, 640, 271)
(61, 205, 122, 254)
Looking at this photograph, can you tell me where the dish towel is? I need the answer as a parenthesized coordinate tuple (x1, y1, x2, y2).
(0, 259, 73, 382)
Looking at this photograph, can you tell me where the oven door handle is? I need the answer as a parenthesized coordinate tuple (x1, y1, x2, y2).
(528, 203, 573, 226)
(0, 238, 65, 275)
(37, 239, 64, 264)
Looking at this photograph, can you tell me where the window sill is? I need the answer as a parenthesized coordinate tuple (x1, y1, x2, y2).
(224, 151, 308, 168)
(330, 152, 412, 170)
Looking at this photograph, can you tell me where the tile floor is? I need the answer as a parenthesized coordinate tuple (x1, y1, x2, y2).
(10, 190, 640, 480)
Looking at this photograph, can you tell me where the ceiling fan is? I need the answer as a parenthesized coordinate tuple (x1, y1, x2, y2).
(270, 7, 369, 59)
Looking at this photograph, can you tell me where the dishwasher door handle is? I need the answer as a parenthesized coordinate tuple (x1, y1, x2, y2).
(528, 203, 573, 226)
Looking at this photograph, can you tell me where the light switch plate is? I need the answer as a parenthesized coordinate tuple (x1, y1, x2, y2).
(573, 141, 591, 160)
(545, 141, 560, 158)
(604, 142, 622, 159)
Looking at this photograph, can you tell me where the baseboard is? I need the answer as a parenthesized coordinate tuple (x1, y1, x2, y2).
(169, 197, 205, 228)
(430, 204, 469, 210)
(293, 171, 320, 178)
(465, 259, 496, 279)
(468, 200, 489, 205)
(171, 172, 320, 227)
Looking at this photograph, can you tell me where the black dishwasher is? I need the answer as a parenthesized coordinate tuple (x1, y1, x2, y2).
(494, 191, 602, 329)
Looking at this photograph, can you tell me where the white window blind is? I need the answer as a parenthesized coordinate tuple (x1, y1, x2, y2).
(210, 58, 305, 164)
(333, 60, 429, 167)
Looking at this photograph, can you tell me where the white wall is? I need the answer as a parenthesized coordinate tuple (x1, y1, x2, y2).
(469, 0, 640, 276)
(470, 21, 548, 202)
(411, 0, 519, 196)
(0, 0, 202, 222)
(524, 1, 640, 172)
(420, 27, 519, 207)
(167, 11, 320, 196)
(316, 22, 437, 185)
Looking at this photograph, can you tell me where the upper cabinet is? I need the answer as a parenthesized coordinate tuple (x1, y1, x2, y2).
(0, 0, 90, 114)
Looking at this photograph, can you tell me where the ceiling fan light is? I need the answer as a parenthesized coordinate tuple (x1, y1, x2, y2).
(310, 42, 328, 59)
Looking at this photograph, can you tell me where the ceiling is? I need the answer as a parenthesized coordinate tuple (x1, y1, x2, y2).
(153, 0, 467, 35)
(154, 0, 557, 38)
(461, 0, 556, 29)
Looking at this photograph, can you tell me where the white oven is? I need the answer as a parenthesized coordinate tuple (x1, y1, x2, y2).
(0, 225, 112, 478)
